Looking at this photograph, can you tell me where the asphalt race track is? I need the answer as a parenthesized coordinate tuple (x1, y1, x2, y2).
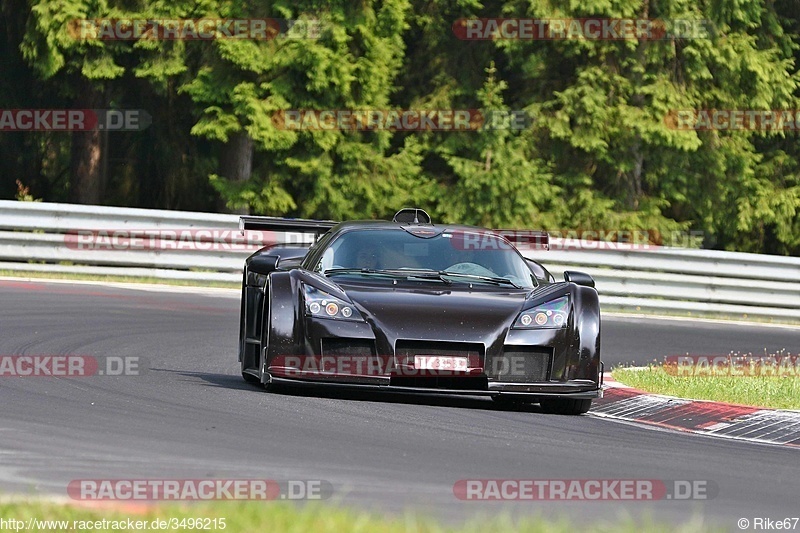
(1, 279, 798, 529)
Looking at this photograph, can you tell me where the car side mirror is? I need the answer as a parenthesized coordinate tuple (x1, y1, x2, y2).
(248, 254, 280, 276)
(564, 270, 595, 288)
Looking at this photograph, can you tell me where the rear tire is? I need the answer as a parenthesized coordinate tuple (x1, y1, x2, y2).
(539, 398, 592, 415)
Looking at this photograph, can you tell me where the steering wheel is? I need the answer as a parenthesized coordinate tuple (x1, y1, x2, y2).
(444, 262, 498, 277)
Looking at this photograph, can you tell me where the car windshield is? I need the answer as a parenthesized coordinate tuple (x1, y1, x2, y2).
(316, 228, 536, 288)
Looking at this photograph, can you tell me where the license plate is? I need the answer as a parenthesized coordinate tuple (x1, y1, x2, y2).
(414, 355, 469, 372)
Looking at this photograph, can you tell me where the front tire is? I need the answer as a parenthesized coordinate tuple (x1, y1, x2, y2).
(242, 371, 262, 386)
(539, 398, 592, 415)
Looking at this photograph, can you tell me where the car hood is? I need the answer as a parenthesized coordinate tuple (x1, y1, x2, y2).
(337, 281, 529, 345)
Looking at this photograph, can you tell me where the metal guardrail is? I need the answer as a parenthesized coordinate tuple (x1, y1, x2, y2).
(1, 200, 799, 322)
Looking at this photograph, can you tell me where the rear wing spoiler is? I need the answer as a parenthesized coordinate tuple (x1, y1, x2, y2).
(239, 215, 549, 250)
(239, 215, 337, 234)
(239, 216, 337, 248)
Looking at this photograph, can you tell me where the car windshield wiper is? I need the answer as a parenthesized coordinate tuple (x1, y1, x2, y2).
(395, 269, 452, 284)
(439, 271, 522, 288)
(322, 268, 519, 287)
(382, 268, 520, 287)
(323, 268, 385, 275)
(333, 268, 451, 284)
(323, 268, 442, 280)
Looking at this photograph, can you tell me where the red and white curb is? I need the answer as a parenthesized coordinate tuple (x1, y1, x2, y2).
(591, 373, 800, 447)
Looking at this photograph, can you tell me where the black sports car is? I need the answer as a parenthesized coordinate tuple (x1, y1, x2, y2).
(238, 208, 602, 415)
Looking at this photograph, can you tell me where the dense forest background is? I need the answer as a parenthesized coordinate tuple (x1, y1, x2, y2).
(1, 0, 799, 255)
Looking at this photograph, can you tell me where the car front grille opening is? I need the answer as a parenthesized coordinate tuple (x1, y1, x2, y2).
(491, 347, 552, 382)
(321, 338, 375, 357)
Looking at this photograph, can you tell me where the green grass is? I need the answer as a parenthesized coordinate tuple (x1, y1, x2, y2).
(0, 500, 720, 533)
(612, 366, 800, 410)
(0, 270, 238, 289)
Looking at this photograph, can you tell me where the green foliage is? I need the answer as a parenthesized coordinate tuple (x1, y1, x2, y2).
(4, 0, 800, 254)
(438, 63, 560, 228)
(15, 180, 41, 201)
(21, 0, 126, 81)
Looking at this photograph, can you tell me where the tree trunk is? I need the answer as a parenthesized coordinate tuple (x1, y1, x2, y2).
(218, 131, 253, 214)
(630, 133, 643, 210)
(626, 1, 649, 211)
(68, 80, 104, 204)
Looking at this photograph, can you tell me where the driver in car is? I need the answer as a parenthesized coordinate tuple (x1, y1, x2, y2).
(355, 246, 380, 270)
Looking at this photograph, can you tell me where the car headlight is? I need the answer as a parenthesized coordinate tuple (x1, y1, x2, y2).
(303, 284, 364, 321)
(513, 296, 569, 329)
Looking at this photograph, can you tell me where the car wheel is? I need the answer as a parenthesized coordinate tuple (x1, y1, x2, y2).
(241, 371, 262, 386)
(262, 374, 288, 394)
(539, 398, 592, 415)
